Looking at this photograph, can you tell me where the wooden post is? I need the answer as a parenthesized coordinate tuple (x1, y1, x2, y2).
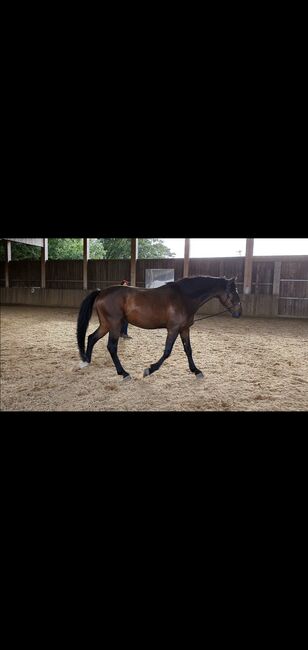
(130, 238, 138, 287)
(273, 261, 282, 296)
(183, 238, 190, 277)
(272, 260, 281, 316)
(243, 238, 254, 295)
(83, 238, 90, 290)
(41, 238, 48, 289)
(5, 240, 11, 288)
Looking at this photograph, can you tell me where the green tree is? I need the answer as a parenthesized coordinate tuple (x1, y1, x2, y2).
(0, 241, 41, 260)
(47, 239, 106, 259)
(99, 238, 175, 259)
(0, 238, 175, 261)
(89, 239, 106, 259)
(48, 239, 83, 259)
(0, 239, 106, 260)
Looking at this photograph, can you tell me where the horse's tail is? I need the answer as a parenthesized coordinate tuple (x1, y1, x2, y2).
(77, 290, 101, 360)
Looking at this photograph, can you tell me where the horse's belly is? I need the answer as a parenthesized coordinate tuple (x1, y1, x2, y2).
(127, 310, 164, 329)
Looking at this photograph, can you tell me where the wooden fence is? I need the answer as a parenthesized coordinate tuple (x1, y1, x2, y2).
(1, 256, 307, 317)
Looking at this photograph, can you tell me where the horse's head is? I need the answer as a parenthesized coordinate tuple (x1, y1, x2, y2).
(219, 277, 242, 318)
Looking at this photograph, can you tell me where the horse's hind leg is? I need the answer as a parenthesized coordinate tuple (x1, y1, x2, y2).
(143, 329, 179, 377)
(107, 333, 131, 380)
(180, 328, 204, 379)
(80, 325, 108, 367)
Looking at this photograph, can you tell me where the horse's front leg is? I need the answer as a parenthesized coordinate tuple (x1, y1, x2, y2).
(180, 328, 204, 379)
(107, 331, 131, 381)
(144, 329, 179, 377)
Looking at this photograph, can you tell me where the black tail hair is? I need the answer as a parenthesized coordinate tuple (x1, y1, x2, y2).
(77, 290, 100, 360)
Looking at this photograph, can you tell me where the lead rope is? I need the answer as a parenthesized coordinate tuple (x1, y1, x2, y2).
(193, 288, 234, 323)
(193, 308, 230, 323)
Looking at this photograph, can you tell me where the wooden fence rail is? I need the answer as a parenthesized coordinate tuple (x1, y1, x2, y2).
(1, 256, 307, 317)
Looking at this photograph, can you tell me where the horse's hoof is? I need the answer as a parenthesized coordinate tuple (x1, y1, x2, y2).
(123, 374, 131, 381)
(79, 361, 89, 369)
(196, 372, 204, 380)
(143, 368, 150, 377)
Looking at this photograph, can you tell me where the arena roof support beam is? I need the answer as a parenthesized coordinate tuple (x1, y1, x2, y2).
(83, 238, 90, 290)
(40, 239, 48, 288)
(243, 238, 254, 294)
(2, 238, 44, 247)
(183, 238, 190, 277)
(130, 238, 138, 287)
(4, 240, 11, 288)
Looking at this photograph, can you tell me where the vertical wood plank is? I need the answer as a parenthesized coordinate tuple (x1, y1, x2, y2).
(130, 239, 138, 286)
(83, 238, 90, 290)
(243, 238, 254, 294)
(183, 238, 190, 277)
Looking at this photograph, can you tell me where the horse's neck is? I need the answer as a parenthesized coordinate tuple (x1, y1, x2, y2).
(193, 290, 218, 310)
(188, 279, 224, 311)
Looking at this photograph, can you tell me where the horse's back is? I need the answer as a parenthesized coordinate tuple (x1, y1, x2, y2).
(94, 283, 190, 330)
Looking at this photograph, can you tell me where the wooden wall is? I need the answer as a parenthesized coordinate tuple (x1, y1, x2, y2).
(88, 260, 131, 289)
(279, 259, 308, 317)
(1, 256, 307, 318)
(2, 261, 41, 287)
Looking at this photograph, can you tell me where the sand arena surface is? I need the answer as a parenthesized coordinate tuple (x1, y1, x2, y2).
(1, 306, 308, 411)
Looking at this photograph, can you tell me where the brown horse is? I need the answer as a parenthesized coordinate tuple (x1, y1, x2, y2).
(77, 276, 242, 380)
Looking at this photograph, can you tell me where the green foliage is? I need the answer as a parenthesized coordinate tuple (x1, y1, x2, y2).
(99, 238, 175, 259)
(0, 242, 41, 260)
(48, 239, 105, 259)
(47, 239, 83, 259)
(0, 239, 106, 260)
(89, 239, 106, 259)
(0, 238, 173, 261)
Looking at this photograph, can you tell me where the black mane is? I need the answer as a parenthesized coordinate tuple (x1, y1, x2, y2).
(167, 276, 226, 299)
